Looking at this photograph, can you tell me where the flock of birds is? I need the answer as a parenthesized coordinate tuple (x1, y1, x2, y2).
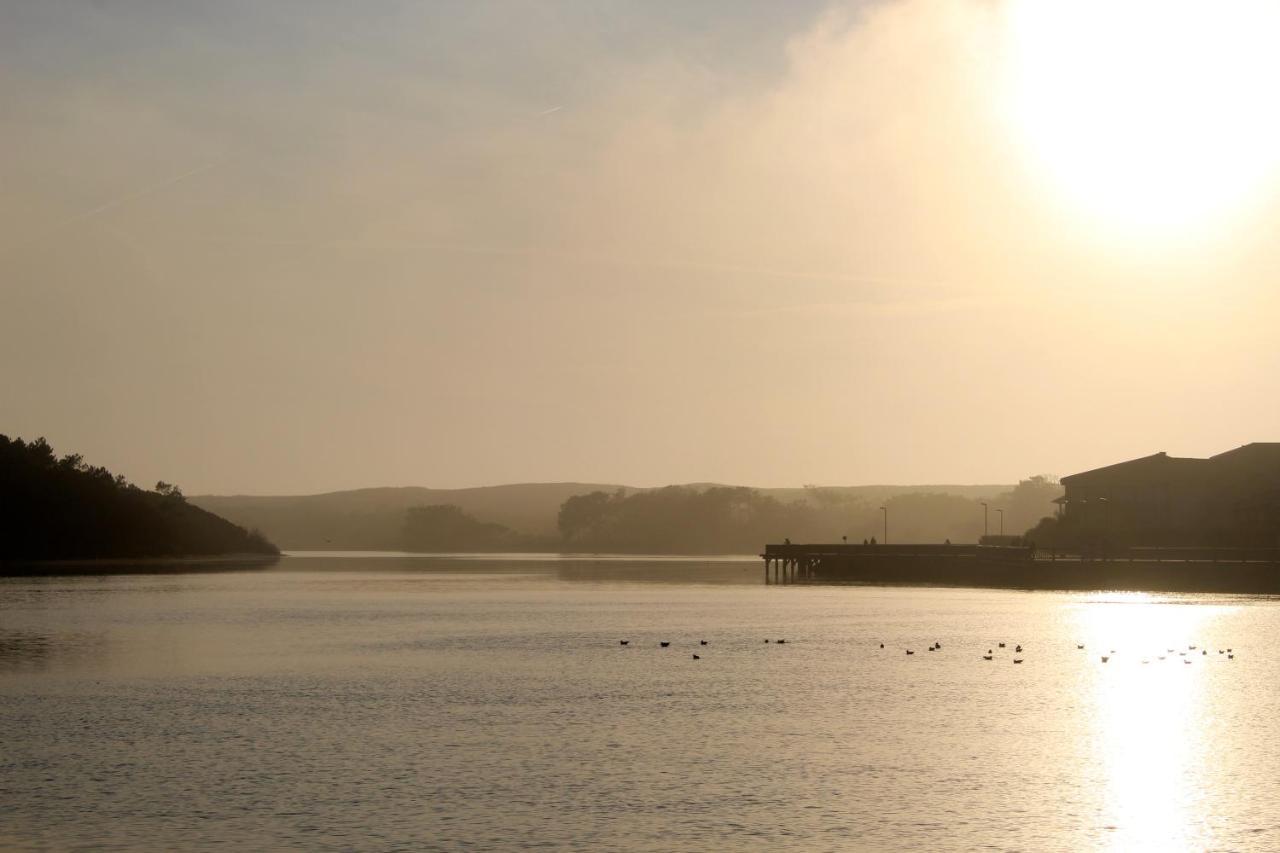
(1089, 644, 1237, 665)
(617, 637, 1239, 665)
(893, 640, 1237, 665)
(618, 637, 783, 660)
(895, 640, 1031, 663)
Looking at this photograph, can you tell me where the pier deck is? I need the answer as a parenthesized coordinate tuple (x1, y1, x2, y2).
(760, 543, 1031, 584)
(760, 543, 1280, 593)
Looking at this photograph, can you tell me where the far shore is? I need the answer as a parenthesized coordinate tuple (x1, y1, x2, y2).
(1, 553, 281, 576)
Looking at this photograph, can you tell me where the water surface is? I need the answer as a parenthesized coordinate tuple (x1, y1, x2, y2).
(2, 553, 1277, 851)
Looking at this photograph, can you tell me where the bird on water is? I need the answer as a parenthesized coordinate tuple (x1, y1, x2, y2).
(660, 641, 670, 648)
(692, 654, 701, 660)
(982, 655, 993, 661)
(906, 650, 915, 655)
(700, 640, 708, 646)
(1013, 658, 1024, 664)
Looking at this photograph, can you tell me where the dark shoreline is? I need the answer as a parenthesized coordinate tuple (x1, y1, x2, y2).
(1, 553, 282, 577)
(7, 549, 1279, 596)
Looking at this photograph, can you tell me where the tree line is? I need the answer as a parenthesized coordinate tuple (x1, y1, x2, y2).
(1, 435, 278, 561)
(401, 477, 1062, 554)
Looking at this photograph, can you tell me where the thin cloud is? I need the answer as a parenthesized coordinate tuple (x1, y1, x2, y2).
(0, 159, 226, 259)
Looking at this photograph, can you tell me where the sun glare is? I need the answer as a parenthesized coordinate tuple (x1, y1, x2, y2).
(1071, 597, 1231, 850)
(1002, 0, 1280, 240)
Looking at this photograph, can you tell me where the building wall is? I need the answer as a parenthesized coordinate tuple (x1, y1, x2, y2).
(1059, 446, 1280, 547)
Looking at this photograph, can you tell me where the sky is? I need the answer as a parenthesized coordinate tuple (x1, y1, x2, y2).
(3, 0, 1280, 495)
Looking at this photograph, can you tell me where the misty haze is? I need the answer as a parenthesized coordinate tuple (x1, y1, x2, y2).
(4, 2, 1280, 851)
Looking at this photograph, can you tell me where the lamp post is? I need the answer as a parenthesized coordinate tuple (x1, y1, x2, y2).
(1097, 497, 1110, 557)
(879, 506, 887, 545)
(996, 508, 1004, 537)
(980, 501, 989, 540)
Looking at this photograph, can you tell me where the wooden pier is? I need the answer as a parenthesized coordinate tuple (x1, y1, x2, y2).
(760, 542, 1280, 592)
(760, 543, 1032, 584)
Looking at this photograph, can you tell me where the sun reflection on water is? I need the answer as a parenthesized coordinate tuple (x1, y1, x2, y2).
(1071, 595, 1235, 851)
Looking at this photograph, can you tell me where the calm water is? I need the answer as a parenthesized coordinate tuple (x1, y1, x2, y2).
(3, 553, 1279, 851)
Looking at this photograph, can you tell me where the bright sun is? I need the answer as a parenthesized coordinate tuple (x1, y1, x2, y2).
(1002, 0, 1280, 239)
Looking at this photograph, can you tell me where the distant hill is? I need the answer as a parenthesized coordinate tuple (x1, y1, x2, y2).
(190, 483, 631, 549)
(755, 484, 1010, 505)
(1, 436, 278, 562)
(190, 482, 1013, 550)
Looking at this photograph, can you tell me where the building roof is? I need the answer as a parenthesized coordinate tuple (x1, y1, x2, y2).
(1060, 452, 1187, 484)
(1210, 442, 1280, 462)
(1063, 444, 1279, 485)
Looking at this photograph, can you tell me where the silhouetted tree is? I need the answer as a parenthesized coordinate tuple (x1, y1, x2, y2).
(0, 435, 278, 561)
(154, 481, 184, 500)
(558, 490, 620, 543)
(879, 492, 983, 543)
(552, 485, 847, 554)
(1024, 515, 1061, 549)
(992, 475, 1063, 535)
(402, 504, 546, 552)
(550, 476, 1067, 553)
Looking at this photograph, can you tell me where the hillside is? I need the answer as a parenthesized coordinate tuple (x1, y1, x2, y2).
(755, 484, 1010, 505)
(191, 483, 631, 549)
(190, 482, 1014, 550)
(1, 436, 278, 562)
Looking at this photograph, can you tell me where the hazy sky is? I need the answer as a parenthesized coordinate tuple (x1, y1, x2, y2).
(3, 0, 1279, 494)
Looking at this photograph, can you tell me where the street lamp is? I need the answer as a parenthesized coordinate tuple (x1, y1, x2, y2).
(996, 508, 1004, 537)
(980, 501, 989, 539)
(1096, 497, 1110, 555)
(879, 506, 887, 545)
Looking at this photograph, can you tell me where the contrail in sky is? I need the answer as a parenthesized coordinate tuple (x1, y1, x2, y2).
(0, 159, 224, 259)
